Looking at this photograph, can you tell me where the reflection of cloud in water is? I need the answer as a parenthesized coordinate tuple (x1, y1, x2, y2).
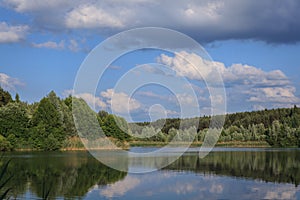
(263, 187, 298, 200)
(209, 183, 223, 194)
(248, 183, 300, 200)
(100, 176, 140, 198)
(165, 179, 223, 197)
(166, 174, 299, 199)
(95, 171, 300, 199)
(173, 182, 195, 194)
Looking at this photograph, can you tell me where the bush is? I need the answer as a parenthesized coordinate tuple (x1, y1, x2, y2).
(0, 135, 12, 151)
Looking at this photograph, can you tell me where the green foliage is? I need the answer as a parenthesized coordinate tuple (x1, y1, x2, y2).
(30, 123, 61, 151)
(72, 98, 102, 141)
(100, 114, 131, 141)
(15, 93, 20, 103)
(32, 97, 62, 129)
(0, 86, 300, 150)
(30, 93, 66, 150)
(0, 102, 31, 149)
(0, 87, 12, 107)
(131, 105, 300, 147)
(0, 136, 12, 151)
(60, 100, 76, 137)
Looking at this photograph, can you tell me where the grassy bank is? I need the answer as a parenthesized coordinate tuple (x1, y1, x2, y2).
(129, 140, 271, 148)
(6, 139, 273, 152)
(215, 141, 270, 147)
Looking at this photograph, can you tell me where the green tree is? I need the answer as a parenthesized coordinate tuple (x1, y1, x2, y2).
(15, 93, 20, 103)
(100, 114, 130, 141)
(0, 87, 12, 107)
(72, 98, 102, 141)
(30, 93, 65, 150)
(0, 103, 29, 149)
(61, 100, 76, 137)
(32, 97, 62, 129)
(0, 135, 12, 151)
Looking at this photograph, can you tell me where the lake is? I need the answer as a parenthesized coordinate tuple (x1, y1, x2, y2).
(2, 147, 300, 199)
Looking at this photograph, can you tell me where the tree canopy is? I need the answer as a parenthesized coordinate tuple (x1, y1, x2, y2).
(0, 86, 300, 151)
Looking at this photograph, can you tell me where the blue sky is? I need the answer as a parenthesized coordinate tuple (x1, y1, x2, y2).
(1, 0, 300, 121)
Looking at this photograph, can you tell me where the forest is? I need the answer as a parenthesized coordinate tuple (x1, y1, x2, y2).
(0, 86, 300, 151)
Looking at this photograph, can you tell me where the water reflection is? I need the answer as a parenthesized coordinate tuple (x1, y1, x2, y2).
(2, 151, 127, 199)
(93, 172, 300, 200)
(1, 148, 300, 199)
(165, 148, 300, 186)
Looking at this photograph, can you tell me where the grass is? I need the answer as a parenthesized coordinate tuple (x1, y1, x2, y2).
(129, 140, 270, 148)
(10, 139, 272, 152)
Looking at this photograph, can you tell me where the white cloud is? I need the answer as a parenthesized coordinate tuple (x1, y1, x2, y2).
(137, 91, 174, 102)
(65, 4, 126, 29)
(68, 39, 79, 52)
(32, 40, 65, 50)
(157, 51, 299, 107)
(63, 88, 142, 113)
(210, 94, 224, 104)
(63, 90, 106, 109)
(138, 90, 205, 110)
(100, 176, 140, 198)
(0, 22, 29, 43)
(2, 0, 71, 12)
(252, 104, 265, 111)
(157, 51, 290, 86)
(101, 89, 141, 114)
(176, 93, 198, 106)
(247, 87, 300, 103)
(0, 73, 24, 91)
(32, 39, 85, 51)
(157, 52, 205, 80)
(223, 65, 289, 87)
(140, 64, 175, 77)
(138, 91, 161, 98)
(148, 104, 179, 121)
(76, 93, 106, 109)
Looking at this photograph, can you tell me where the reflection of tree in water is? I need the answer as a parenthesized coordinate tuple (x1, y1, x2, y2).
(2, 150, 300, 198)
(164, 150, 300, 186)
(2, 152, 127, 199)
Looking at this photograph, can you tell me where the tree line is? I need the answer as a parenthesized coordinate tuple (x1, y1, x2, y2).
(132, 106, 300, 147)
(1, 86, 300, 151)
(0, 87, 128, 151)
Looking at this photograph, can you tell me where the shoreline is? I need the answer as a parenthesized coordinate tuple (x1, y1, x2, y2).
(11, 147, 130, 152)
(9, 141, 274, 152)
(128, 141, 271, 148)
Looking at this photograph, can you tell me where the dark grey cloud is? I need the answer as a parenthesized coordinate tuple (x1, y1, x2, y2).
(184, 0, 300, 44)
(2, 0, 300, 44)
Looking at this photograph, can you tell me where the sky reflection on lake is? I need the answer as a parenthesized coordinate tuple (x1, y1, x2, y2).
(88, 171, 300, 200)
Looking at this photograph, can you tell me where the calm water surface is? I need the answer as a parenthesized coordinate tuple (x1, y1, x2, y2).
(2, 147, 300, 199)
